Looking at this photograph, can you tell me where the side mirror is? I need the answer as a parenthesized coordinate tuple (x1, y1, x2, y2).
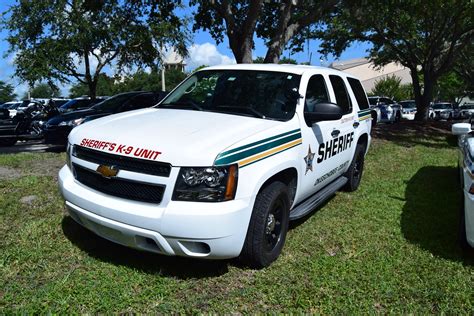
(304, 102, 343, 125)
(452, 123, 471, 135)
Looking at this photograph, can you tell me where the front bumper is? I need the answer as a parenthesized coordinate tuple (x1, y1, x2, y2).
(402, 113, 415, 120)
(44, 125, 72, 145)
(58, 165, 252, 259)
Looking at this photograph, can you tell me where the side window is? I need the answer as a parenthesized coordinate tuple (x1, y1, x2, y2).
(347, 77, 369, 110)
(304, 75, 330, 112)
(329, 75, 352, 114)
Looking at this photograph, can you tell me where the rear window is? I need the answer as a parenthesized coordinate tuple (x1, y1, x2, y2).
(347, 78, 369, 110)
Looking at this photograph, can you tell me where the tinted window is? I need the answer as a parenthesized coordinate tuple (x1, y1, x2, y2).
(329, 75, 351, 114)
(121, 93, 157, 111)
(92, 93, 139, 112)
(347, 78, 369, 110)
(304, 75, 330, 112)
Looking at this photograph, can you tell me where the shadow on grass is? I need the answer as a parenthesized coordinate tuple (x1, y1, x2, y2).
(61, 216, 232, 279)
(372, 120, 458, 149)
(401, 166, 473, 264)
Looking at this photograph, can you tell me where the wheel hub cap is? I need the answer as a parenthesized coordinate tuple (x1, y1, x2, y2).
(266, 213, 276, 234)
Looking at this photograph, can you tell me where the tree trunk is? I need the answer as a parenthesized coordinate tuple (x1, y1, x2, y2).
(230, 35, 253, 63)
(413, 70, 435, 121)
(88, 81, 97, 100)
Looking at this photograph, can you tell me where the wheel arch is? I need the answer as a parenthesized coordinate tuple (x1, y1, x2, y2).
(257, 167, 298, 207)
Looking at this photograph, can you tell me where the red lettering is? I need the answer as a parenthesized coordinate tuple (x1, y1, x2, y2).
(142, 149, 153, 159)
(109, 143, 116, 151)
(116, 144, 125, 153)
(80, 138, 87, 146)
(133, 148, 143, 157)
(152, 151, 162, 160)
(125, 146, 133, 155)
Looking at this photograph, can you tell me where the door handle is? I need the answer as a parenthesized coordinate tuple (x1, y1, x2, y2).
(353, 121, 360, 128)
(331, 129, 340, 138)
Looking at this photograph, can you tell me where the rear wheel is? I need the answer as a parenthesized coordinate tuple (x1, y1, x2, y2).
(0, 138, 17, 146)
(240, 181, 290, 268)
(343, 143, 366, 192)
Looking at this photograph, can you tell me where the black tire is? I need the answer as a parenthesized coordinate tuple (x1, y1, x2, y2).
(343, 143, 366, 192)
(396, 111, 401, 122)
(448, 113, 453, 121)
(0, 138, 17, 147)
(240, 181, 290, 268)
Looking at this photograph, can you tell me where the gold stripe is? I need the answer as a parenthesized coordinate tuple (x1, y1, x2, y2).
(359, 115, 371, 121)
(239, 139, 302, 167)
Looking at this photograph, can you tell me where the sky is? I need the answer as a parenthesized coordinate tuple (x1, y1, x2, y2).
(0, 1, 372, 98)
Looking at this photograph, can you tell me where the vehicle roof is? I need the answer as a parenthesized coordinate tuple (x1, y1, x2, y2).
(203, 63, 360, 78)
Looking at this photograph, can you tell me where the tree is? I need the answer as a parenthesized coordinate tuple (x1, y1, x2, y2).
(191, 0, 337, 63)
(69, 74, 116, 98)
(0, 81, 16, 103)
(435, 71, 472, 104)
(370, 75, 412, 101)
(318, 0, 474, 120)
(26, 83, 60, 99)
(191, 0, 264, 63)
(257, 0, 338, 63)
(4, 1, 188, 99)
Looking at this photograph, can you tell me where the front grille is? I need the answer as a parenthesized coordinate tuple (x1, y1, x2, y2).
(73, 163, 165, 204)
(74, 145, 171, 177)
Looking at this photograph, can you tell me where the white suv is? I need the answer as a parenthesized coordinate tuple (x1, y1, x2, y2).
(59, 64, 372, 268)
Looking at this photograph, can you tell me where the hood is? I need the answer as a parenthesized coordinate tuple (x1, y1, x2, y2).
(47, 108, 98, 125)
(69, 108, 282, 166)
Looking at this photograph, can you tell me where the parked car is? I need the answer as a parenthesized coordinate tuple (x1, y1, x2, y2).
(368, 96, 401, 123)
(32, 98, 71, 108)
(0, 100, 60, 146)
(432, 102, 458, 120)
(58, 64, 373, 268)
(59, 97, 108, 113)
(400, 100, 417, 120)
(44, 91, 167, 146)
(0, 101, 23, 118)
(459, 103, 474, 119)
(452, 122, 474, 250)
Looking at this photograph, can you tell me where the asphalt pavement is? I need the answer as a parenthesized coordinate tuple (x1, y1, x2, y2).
(0, 140, 64, 154)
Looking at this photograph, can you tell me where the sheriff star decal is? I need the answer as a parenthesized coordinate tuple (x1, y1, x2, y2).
(304, 145, 315, 175)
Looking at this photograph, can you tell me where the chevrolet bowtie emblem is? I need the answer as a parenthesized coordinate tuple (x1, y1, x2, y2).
(96, 165, 119, 178)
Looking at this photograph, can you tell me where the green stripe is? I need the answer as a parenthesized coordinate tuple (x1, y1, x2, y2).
(358, 109, 371, 116)
(241, 142, 302, 168)
(217, 128, 300, 158)
(215, 132, 302, 165)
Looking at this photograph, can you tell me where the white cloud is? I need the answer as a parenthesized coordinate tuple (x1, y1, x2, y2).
(185, 43, 235, 71)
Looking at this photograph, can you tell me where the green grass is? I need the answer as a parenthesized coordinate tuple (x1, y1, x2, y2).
(1, 126, 473, 313)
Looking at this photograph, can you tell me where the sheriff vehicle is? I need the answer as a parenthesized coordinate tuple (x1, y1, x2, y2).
(59, 64, 373, 268)
(452, 122, 474, 250)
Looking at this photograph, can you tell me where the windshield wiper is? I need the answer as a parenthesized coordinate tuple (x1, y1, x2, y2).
(215, 105, 266, 119)
(162, 100, 203, 111)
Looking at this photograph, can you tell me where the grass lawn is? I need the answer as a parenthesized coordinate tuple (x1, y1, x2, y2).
(1, 122, 473, 313)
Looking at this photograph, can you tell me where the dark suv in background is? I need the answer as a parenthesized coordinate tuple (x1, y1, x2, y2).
(59, 96, 108, 113)
(44, 91, 167, 146)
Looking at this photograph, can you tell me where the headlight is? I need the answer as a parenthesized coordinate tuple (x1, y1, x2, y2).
(172, 165, 238, 202)
(59, 118, 85, 127)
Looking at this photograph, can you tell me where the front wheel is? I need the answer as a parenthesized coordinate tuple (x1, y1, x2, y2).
(343, 143, 366, 192)
(240, 181, 290, 268)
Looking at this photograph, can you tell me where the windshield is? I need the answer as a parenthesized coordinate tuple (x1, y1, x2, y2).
(400, 101, 416, 108)
(433, 103, 452, 110)
(461, 104, 474, 110)
(368, 97, 378, 105)
(159, 70, 302, 120)
(91, 93, 137, 112)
